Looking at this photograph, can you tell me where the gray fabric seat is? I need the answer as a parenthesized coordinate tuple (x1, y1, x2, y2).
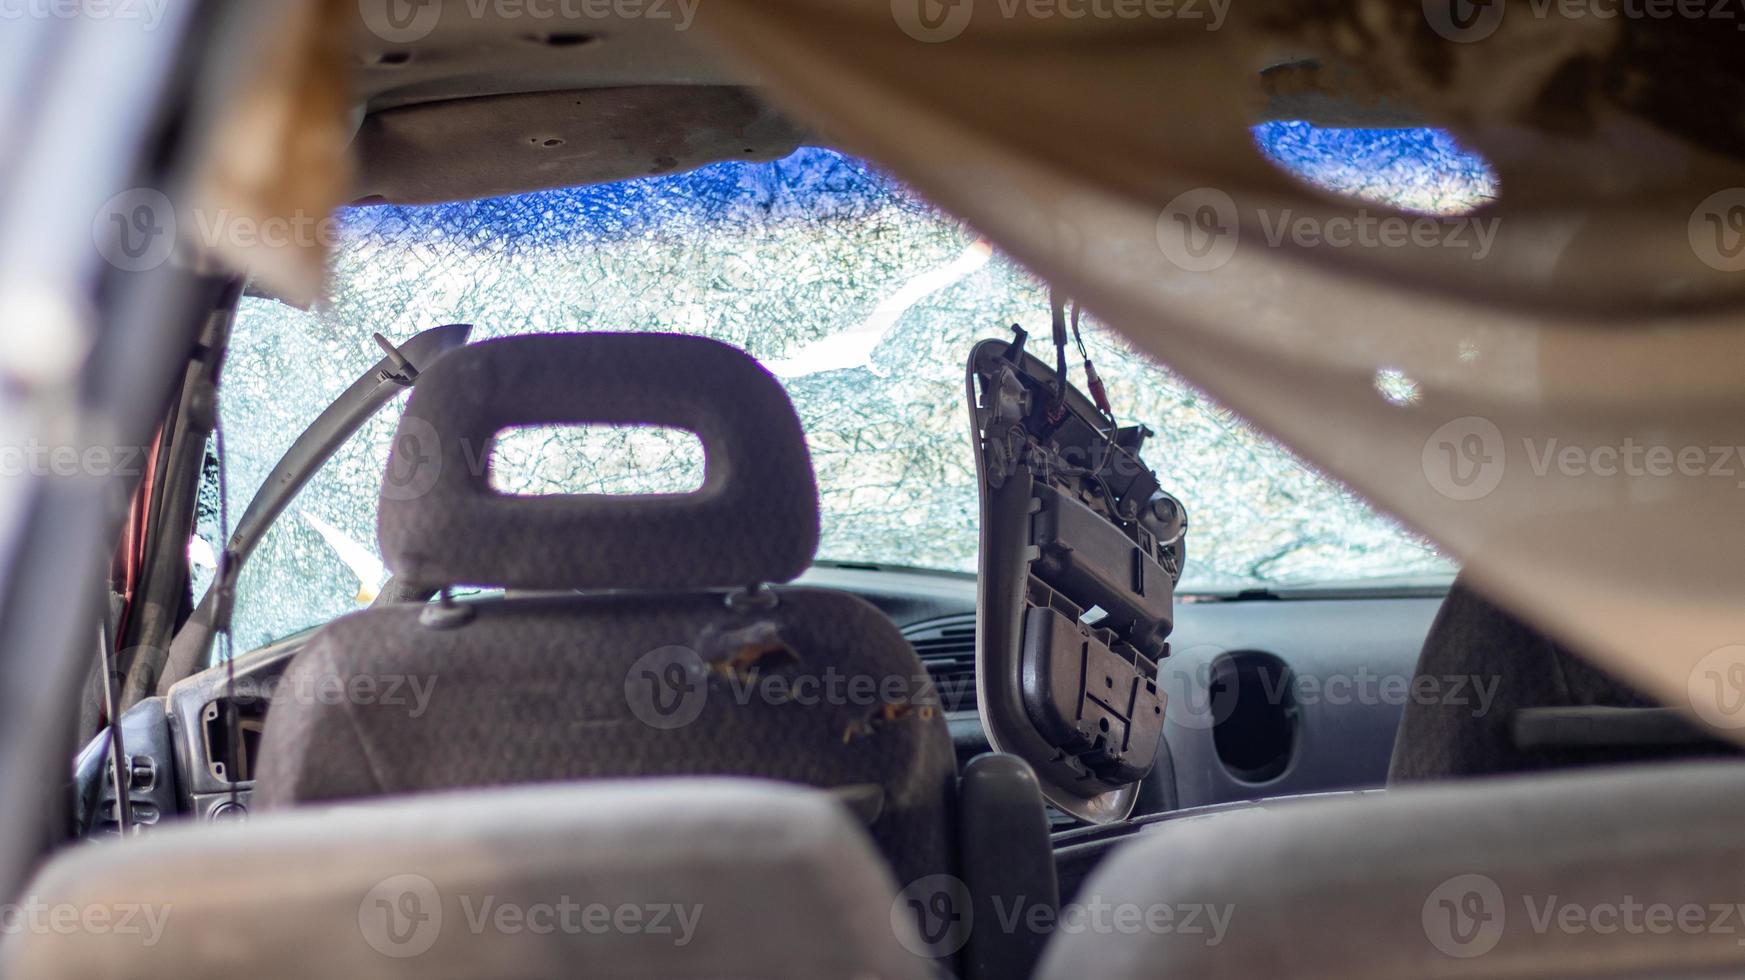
(1037, 760, 1745, 979)
(252, 333, 956, 887)
(3, 778, 932, 980)
(1390, 575, 1738, 783)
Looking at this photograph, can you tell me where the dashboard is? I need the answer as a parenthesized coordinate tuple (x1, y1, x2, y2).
(801, 566, 1443, 813)
(80, 567, 1445, 836)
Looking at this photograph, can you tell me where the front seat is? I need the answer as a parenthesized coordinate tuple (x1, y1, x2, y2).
(252, 333, 957, 887)
(1390, 574, 1738, 783)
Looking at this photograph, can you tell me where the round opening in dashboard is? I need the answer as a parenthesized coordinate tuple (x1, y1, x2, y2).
(1208, 649, 1298, 784)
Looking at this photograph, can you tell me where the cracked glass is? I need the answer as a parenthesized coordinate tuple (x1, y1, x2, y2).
(200, 138, 1476, 651)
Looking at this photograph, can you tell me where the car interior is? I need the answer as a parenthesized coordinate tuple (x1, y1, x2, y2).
(3, 2, 1745, 978)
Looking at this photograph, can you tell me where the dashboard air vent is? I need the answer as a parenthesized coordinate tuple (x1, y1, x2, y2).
(903, 614, 978, 714)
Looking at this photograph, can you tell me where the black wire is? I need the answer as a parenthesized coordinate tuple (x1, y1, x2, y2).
(1049, 290, 1069, 411)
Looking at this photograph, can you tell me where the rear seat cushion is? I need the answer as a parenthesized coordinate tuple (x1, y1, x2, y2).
(3, 779, 931, 980)
(1039, 761, 1745, 979)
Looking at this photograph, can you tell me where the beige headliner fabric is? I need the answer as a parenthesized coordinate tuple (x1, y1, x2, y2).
(189, 0, 352, 305)
(686, 3, 1745, 733)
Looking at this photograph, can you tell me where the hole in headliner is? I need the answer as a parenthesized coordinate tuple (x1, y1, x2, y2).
(521, 32, 597, 47)
(1252, 121, 1497, 216)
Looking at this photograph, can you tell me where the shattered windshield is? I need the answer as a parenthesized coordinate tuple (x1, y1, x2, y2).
(204, 136, 1479, 651)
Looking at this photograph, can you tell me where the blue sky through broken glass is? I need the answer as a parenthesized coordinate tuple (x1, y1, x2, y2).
(211, 127, 1485, 647)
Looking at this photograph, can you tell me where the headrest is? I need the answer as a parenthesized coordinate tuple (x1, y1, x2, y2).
(377, 333, 820, 590)
(4, 779, 930, 980)
(1388, 575, 1684, 784)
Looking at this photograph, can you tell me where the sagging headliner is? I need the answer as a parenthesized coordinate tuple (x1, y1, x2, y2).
(348, 4, 805, 204)
(345, 1, 1418, 206)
